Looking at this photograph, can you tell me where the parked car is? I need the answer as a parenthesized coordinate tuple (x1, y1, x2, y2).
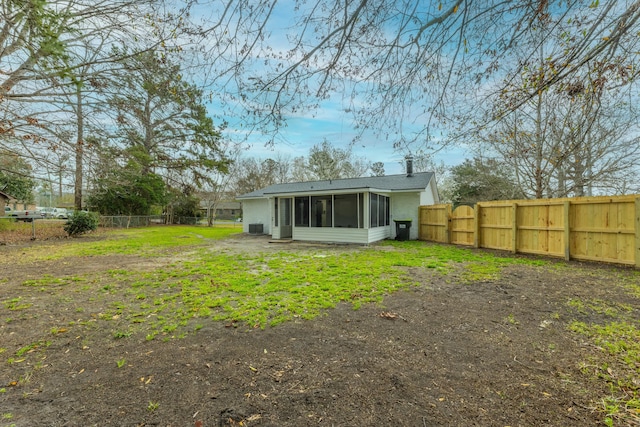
(51, 208, 70, 219)
(39, 207, 55, 218)
(39, 207, 70, 219)
(5, 209, 43, 222)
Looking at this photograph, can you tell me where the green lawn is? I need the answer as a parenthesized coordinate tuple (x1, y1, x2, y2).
(12, 227, 549, 331)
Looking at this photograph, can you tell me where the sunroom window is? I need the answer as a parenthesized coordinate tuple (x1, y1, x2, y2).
(293, 193, 364, 228)
(334, 194, 359, 228)
(295, 196, 309, 226)
(311, 196, 332, 227)
(370, 193, 389, 227)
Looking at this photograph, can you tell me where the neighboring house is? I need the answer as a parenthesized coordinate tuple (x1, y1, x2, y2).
(237, 167, 438, 244)
(199, 200, 243, 220)
(215, 201, 242, 220)
(0, 190, 10, 214)
(0, 190, 36, 212)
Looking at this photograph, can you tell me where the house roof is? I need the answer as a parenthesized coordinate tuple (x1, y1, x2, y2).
(237, 172, 434, 199)
(0, 190, 11, 201)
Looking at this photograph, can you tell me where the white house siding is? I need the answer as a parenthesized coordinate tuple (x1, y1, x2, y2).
(293, 227, 370, 244)
(271, 225, 281, 239)
(367, 225, 392, 243)
(390, 192, 422, 240)
(241, 199, 271, 235)
(420, 184, 436, 205)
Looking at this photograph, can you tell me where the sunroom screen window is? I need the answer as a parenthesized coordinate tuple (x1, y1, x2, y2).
(294, 193, 363, 228)
(370, 194, 378, 227)
(378, 195, 386, 226)
(295, 196, 309, 226)
(311, 196, 332, 227)
(370, 193, 389, 227)
(334, 194, 359, 228)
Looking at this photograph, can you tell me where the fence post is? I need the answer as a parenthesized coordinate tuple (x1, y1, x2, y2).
(445, 204, 452, 244)
(564, 201, 571, 262)
(418, 206, 423, 241)
(474, 204, 480, 248)
(635, 197, 640, 268)
(511, 203, 517, 254)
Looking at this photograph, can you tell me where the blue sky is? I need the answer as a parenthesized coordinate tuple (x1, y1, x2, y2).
(226, 102, 469, 175)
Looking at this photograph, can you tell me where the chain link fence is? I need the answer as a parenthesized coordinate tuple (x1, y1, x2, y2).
(1, 217, 242, 244)
(99, 215, 164, 228)
(98, 215, 242, 228)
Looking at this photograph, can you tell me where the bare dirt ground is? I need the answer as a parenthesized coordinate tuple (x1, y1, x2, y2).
(1, 232, 638, 426)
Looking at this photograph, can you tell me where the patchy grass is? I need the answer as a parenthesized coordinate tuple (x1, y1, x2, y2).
(567, 275, 640, 427)
(7, 225, 241, 263)
(9, 235, 547, 336)
(380, 240, 547, 283)
(2, 226, 637, 425)
(3, 297, 32, 311)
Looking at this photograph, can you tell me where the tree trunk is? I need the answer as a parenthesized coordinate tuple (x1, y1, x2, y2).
(75, 83, 84, 210)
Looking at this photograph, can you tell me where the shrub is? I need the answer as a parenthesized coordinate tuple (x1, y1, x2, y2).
(64, 211, 99, 237)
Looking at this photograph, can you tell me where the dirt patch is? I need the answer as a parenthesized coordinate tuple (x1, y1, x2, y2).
(1, 233, 638, 426)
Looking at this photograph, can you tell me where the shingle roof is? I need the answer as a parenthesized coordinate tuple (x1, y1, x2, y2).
(237, 172, 434, 199)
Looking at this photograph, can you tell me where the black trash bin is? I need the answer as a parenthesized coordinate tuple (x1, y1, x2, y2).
(394, 219, 412, 241)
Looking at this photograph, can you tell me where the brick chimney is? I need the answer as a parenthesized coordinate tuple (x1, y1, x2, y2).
(406, 156, 414, 177)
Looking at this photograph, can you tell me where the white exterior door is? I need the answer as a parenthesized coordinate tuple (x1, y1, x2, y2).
(279, 198, 292, 239)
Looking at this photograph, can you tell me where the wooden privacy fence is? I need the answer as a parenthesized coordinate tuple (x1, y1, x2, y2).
(419, 195, 640, 267)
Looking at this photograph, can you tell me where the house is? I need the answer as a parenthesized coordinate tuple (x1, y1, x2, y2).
(237, 166, 438, 244)
(0, 190, 10, 214)
(198, 200, 243, 220)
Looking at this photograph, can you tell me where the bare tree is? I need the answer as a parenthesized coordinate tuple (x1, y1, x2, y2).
(230, 155, 291, 196)
(291, 140, 370, 181)
(546, 70, 640, 197)
(197, 141, 244, 225)
(1, 0, 190, 208)
(370, 162, 385, 177)
(5, 0, 640, 203)
(185, 1, 640, 151)
(481, 45, 640, 198)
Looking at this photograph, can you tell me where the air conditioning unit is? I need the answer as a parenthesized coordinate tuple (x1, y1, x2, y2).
(249, 223, 263, 235)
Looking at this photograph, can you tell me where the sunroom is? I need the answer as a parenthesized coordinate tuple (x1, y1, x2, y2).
(270, 191, 390, 244)
(237, 171, 438, 244)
